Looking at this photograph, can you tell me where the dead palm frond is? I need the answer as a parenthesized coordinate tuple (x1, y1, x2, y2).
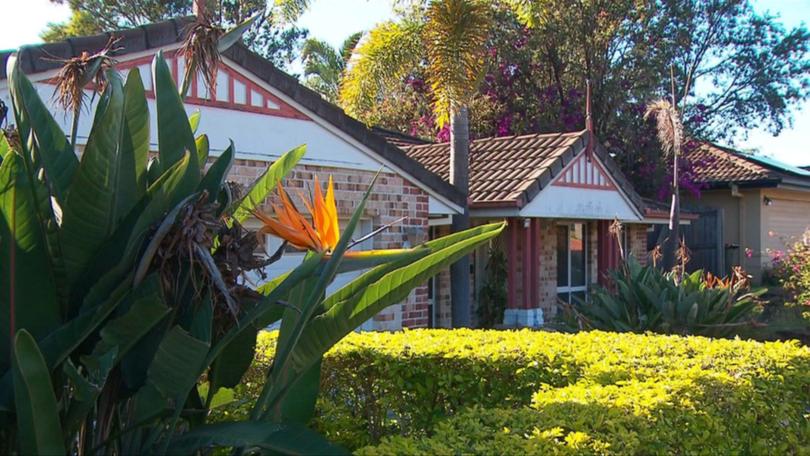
(180, 11, 225, 99)
(644, 98, 683, 157)
(51, 36, 120, 147)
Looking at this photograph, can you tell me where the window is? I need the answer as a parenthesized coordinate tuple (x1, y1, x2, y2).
(557, 223, 587, 304)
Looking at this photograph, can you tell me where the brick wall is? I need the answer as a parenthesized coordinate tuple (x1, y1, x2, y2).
(627, 224, 649, 266)
(226, 158, 431, 329)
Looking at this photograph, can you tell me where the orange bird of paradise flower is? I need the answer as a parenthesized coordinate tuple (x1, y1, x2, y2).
(253, 175, 340, 253)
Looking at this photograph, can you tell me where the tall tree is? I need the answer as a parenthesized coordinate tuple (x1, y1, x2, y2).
(42, 0, 311, 71)
(301, 32, 362, 102)
(350, 1, 810, 200)
(341, 0, 492, 327)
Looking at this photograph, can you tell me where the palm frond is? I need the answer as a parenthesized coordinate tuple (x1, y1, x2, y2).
(273, 0, 312, 23)
(339, 20, 424, 120)
(340, 31, 363, 65)
(424, 0, 492, 126)
(644, 98, 683, 157)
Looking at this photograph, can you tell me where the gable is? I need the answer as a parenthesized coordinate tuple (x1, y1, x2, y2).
(519, 151, 642, 221)
(113, 51, 309, 120)
(551, 150, 616, 190)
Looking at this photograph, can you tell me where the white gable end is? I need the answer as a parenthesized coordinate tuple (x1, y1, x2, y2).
(519, 152, 642, 221)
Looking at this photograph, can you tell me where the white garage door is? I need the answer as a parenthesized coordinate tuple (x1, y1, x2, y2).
(766, 198, 810, 252)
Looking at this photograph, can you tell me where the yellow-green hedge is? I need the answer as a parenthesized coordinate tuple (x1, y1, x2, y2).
(232, 329, 810, 453)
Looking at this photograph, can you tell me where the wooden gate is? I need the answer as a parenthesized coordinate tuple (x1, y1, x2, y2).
(647, 208, 724, 275)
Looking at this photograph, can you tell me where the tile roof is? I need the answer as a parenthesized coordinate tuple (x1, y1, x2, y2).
(0, 18, 465, 209)
(371, 127, 429, 148)
(401, 130, 645, 211)
(685, 142, 810, 188)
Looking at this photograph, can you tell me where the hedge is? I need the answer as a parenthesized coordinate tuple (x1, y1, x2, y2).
(224, 329, 810, 453)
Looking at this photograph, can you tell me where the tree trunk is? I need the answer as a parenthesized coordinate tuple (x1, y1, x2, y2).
(663, 150, 681, 271)
(450, 106, 471, 328)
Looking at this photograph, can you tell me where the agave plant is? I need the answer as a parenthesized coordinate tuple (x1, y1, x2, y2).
(0, 49, 504, 455)
(568, 256, 765, 338)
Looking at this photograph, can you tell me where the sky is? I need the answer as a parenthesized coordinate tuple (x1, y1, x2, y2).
(0, 0, 807, 165)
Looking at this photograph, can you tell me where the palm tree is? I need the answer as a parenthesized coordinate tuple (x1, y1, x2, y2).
(340, 0, 491, 327)
(301, 32, 362, 102)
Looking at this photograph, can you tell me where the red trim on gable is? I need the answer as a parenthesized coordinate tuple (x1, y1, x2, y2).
(43, 50, 310, 121)
(552, 151, 616, 191)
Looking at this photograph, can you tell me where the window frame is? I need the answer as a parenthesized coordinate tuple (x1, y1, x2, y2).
(556, 222, 588, 304)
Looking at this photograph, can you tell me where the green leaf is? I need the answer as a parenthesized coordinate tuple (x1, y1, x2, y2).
(277, 358, 321, 425)
(166, 421, 346, 455)
(218, 13, 261, 52)
(153, 51, 199, 175)
(336, 248, 428, 274)
(93, 274, 169, 360)
(0, 152, 60, 372)
(123, 68, 151, 199)
(147, 326, 209, 399)
(61, 71, 137, 283)
(291, 222, 505, 373)
(231, 144, 306, 223)
(196, 134, 210, 168)
(209, 327, 257, 392)
(198, 140, 233, 201)
(189, 110, 201, 135)
(11, 330, 64, 456)
(7, 54, 78, 204)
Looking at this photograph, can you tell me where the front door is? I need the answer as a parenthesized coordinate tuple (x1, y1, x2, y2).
(557, 223, 587, 304)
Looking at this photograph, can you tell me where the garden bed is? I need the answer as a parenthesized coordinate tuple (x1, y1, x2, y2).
(227, 329, 810, 454)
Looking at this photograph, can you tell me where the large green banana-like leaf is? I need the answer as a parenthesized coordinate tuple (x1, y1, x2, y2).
(208, 326, 257, 393)
(290, 222, 505, 373)
(199, 140, 233, 200)
(147, 326, 209, 400)
(231, 144, 306, 224)
(6, 55, 77, 204)
(335, 248, 428, 274)
(123, 69, 150, 200)
(153, 51, 199, 175)
(166, 421, 346, 455)
(61, 71, 137, 283)
(0, 152, 60, 372)
(92, 274, 169, 361)
(11, 330, 64, 456)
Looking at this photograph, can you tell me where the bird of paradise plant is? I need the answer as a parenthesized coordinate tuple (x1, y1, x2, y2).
(1, 46, 505, 455)
(253, 176, 339, 253)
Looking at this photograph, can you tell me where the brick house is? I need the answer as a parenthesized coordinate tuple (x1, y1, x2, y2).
(399, 130, 672, 327)
(0, 18, 464, 330)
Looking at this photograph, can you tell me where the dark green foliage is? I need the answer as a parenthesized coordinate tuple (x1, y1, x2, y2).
(476, 241, 507, 328)
(566, 257, 765, 337)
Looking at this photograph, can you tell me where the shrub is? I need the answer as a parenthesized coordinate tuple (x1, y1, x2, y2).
(565, 256, 764, 337)
(768, 230, 810, 312)
(232, 329, 810, 452)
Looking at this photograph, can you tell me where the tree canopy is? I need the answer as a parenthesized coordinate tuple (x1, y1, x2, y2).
(336, 0, 810, 198)
(42, 0, 311, 71)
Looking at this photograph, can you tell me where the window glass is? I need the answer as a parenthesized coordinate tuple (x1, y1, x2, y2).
(556, 225, 568, 287)
(570, 223, 586, 287)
